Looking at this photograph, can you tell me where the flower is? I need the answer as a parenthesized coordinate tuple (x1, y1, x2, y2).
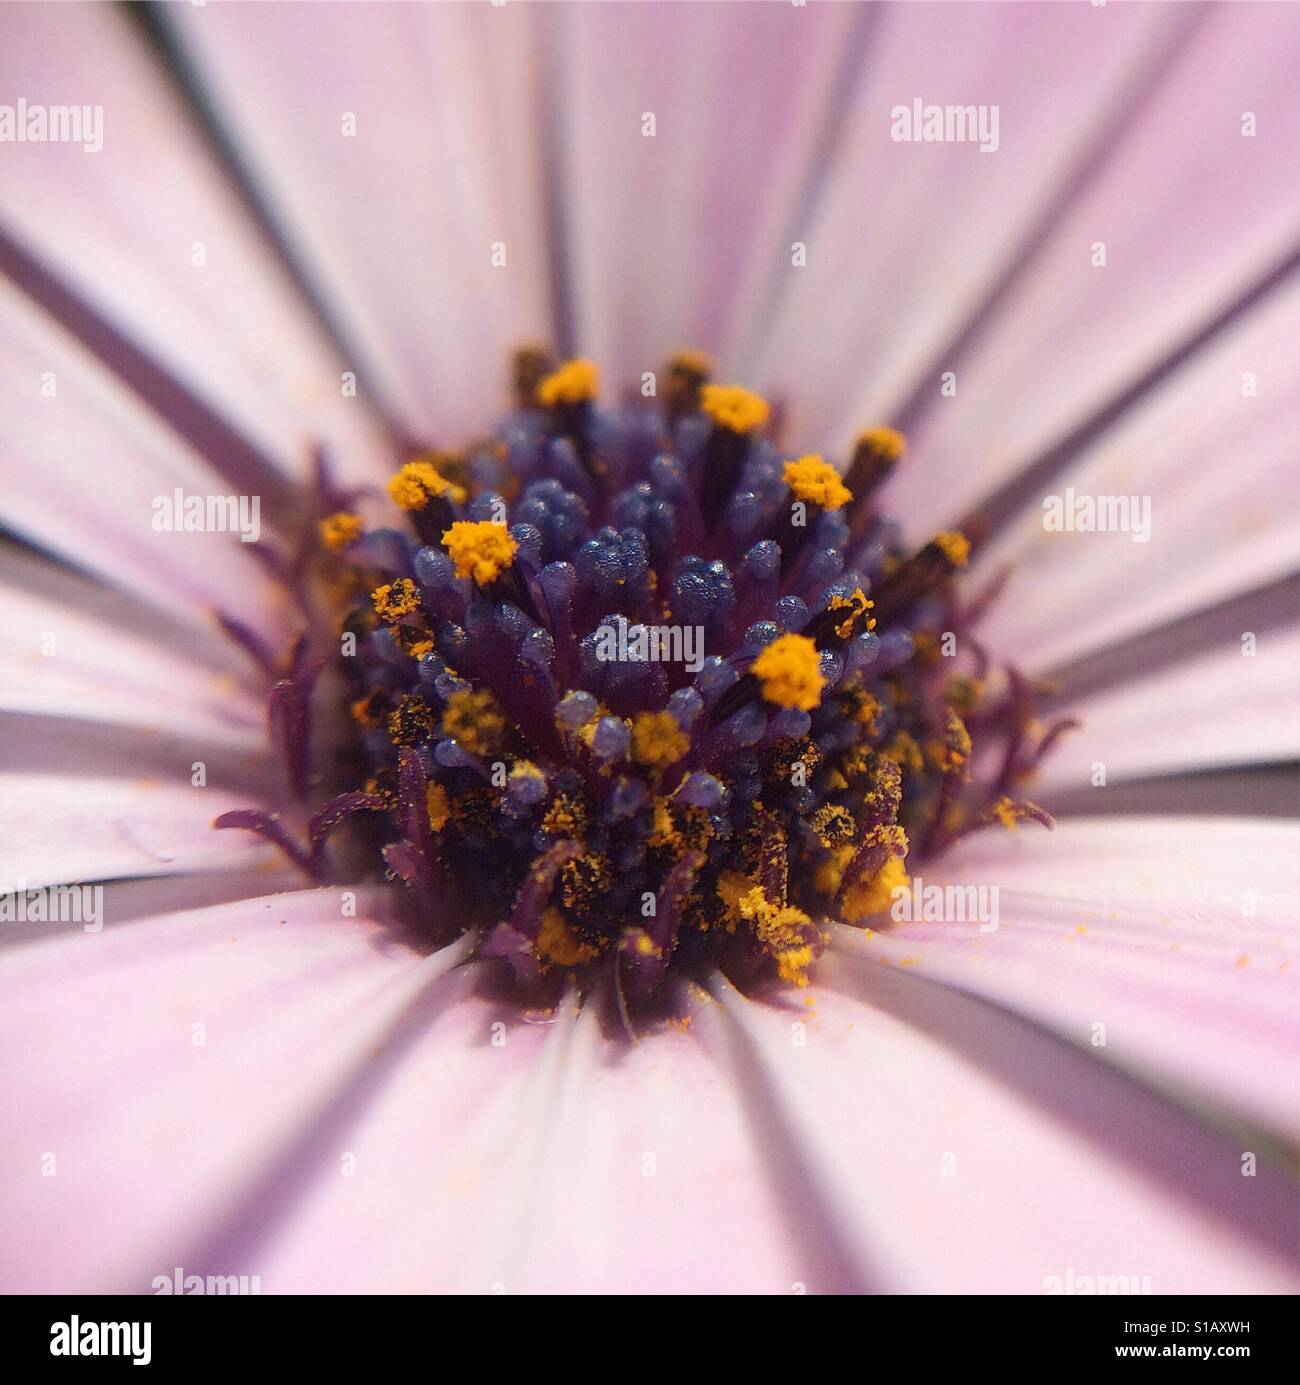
(1, 1, 1298, 1296)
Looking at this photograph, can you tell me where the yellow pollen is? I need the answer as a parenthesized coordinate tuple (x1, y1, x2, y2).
(934, 530, 971, 568)
(537, 357, 600, 407)
(670, 348, 713, 376)
(881, 729, 924, 776)
(426, 782, 451, 832)
(782, 455, 852, 511)
(441, 687, 506, 757)
(319, 511, 363, 551)
(993, 796, 1021, 831)
(542, 793, 587, 839)
(811, 803, 857, 849)
(350, 693, 382, 728)
(752, 632, 825, 711)
(443, 520, 518, 585)
(856, 426, 907, 462)
(813, 845, 855, 896)
(826, 588, 875, 640)
(630, 710, 689, 771)
(842, 855, 910, 924)
(371, 578, 420, 621)
(536, 907, 600, 968)
(776, 945, 817, 988)
(700, 383, 770, 434)
(387, 459, 465, 512)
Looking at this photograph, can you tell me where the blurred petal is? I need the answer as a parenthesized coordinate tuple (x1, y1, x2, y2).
(0, 277, 289, 642)
(697, 966, 1299, 1292)
(0, 768, 281, 889)
(0, 2, 391, 487)
(743, 0, 1184, 443)
(0, 887, 463, 1291)
(882, 2, 1300, 534)
(972, 276, 1300, 670)
(1036, 627, 1300, 789)
(249, 990, 806, 1293)
(852, 817, 1300, 1141)
(168, 0, 553, 441)
(0, 545, 265, 745)
(553, 0, 861, 387)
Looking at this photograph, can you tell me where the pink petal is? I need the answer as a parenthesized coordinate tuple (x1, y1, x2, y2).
(885, 2, 1300, 534)
(0, 277, 288, 642)
(0, 769, 279, 889)
(0, 546, 265, 745)
(1034, 628, 1300, 788)
(253, 991, 800, 1293)
(743, 1, 1182, 444)
(696, 969, 1298, 1292)
(849, 816, 1300, 1142)
(553, 0, 859, 387)
(0, 2, 391, 487)
(169, 2, 554, 441)
(973, 275, 1300, 670)
(0, 887, 467, 1291)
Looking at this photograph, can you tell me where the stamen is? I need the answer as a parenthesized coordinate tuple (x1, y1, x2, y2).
(442, 520, 519, 585)
(751, 633, 825, 711)
(218, 349, 1060, 1011)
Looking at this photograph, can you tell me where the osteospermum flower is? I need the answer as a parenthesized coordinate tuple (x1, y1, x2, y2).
(1, 1, 1298, 1296)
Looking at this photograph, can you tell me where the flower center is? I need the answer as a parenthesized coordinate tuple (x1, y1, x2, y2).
(218, 348, 1068, 1008)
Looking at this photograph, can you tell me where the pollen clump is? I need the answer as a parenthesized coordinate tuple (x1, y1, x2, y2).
(387, 694, 436, 747)
(443, 520, 518, 585)
(934, 530, 971, 568)
(811, 803, 857, 850)
(319, 512, 363, 551)
(426, 782, 451, 832)
(536, 907, 600, 968)
(630, 710, 689, 770)
(752, 633, 825, 711)
(782, 455, 852, 511)
(700, 383, 770, 434)
(856, 426, 907, 463)
(826, 588, 875, 640)
(542, 793, 588, 840)
(841, 854, 910, 923)
(734, 885, 821, 988)
(372, 578, 420, 621)
(537, 357, 600, 407)
(387, 459, 466, 511)
(441, 687, 506, 757)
